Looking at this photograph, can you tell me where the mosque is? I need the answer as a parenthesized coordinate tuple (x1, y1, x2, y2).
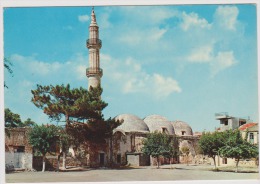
(84, 8, 200, 167)
(5, 8, 257, 171)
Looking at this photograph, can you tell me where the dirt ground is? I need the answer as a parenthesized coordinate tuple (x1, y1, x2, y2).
(5, 164, 259, 183)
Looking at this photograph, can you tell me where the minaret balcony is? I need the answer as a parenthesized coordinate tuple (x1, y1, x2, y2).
(86, 38, 102, 48)
(86, 68, 103, 77)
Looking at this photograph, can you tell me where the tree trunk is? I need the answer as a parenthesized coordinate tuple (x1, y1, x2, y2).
(110, 137, 113, 166)
(213, 156, 216, 169)
(65, 114, 70, 126)
(235, 158, 240, 173)
(157, 157, 160, 169)
(186, 154, 189, 166)
(62, 151, 66, 169)
(57, 154, 61, 172)
(42, 155, 46, 172)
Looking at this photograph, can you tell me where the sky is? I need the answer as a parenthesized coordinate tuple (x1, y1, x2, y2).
(3, 4, 258, 132)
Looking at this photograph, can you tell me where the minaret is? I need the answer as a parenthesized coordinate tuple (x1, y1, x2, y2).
(86, 7, 102, 89)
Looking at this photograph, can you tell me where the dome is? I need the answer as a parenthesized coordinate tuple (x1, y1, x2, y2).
(171, 121, 193, 136)
(114, 114, 150, 133)
(143, 114, 175, 135)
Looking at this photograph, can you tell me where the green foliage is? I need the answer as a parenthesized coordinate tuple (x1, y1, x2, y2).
(181, 146, 190, 156)
(219, 130, 258, 172)
(199, 129, 258, 171)
(31, 84, 107, 124)
(5, 108, 36, 129)
(56, 126, 70, 152)
(31, 84, 121, 144)
(142, 132, 179, 167)
(4, 108, 23, 128)
(199, 131, 229, 169)
(23, 118, 36, 127)
(219, 130, 258, 160)
(4, 58, 13, 88)
(28, 124, 59, 156)
(199, 131, 226, 157)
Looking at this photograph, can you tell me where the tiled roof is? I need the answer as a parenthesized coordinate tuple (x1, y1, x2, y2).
(239, 123, 257, 131)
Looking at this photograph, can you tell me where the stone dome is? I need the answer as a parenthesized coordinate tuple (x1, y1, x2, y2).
(115, 114, 150, 133)
(171, 121, 193, 136)
(143, 114, 175, 135)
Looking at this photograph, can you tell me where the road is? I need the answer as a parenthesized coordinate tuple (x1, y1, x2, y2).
(5, 164, 259, 183)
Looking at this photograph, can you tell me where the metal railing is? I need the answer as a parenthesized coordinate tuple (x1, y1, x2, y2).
(215, 112, 229, 117)
(86, 38, 102, 48)
(86, 68, 103, 77)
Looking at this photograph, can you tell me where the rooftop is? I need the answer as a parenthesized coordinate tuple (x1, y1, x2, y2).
(238, 123, 258, 131)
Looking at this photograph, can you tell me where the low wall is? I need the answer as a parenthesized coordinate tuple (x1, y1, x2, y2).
(33, 156, 88, 171)
(5, 152, 33, 170)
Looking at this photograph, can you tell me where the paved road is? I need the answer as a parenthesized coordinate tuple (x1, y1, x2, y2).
(5, 164, 259, 183)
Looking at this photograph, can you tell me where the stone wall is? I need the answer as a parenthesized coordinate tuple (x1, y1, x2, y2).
(5, 128, 33, 170)
(33, 156, 89, 171)
(5, 127, 33, 153)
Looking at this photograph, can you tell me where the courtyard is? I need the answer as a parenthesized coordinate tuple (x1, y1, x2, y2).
(5, 164, 259, 183)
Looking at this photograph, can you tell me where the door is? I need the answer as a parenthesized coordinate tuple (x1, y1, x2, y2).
(99, 153, 105, 166)
(13, 146, 25, 168)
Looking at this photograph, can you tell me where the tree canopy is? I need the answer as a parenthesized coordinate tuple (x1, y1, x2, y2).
(5, 108, 36, 128)
(180, 146, 190, 165)
(31, 84, 107, 124)
(198, 131, 226, 169)
(219, 130, 258, 172)
(4, 58, 13, 88)
(142, 132, 179, 168)
(28, 124, 59, 172)
(4, 108, 23, 128)
(31, 84, 121, 144)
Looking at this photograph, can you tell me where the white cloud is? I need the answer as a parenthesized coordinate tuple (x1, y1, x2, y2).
(187, 45, 213, 63)
(99, 13, 112, 29)
(214, 6, 239, 30)
(180, 12, 211, 31)
(78, 14, 90, 23)
(210, 51, 237, 76)
(101, 54, 181, 99)
(9, 53, 88, 84)
(118, 6, 178, 26)
(153, 74, 182, 97)
(118, 27, 167, 47)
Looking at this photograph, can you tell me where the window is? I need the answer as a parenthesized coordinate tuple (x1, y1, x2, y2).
(117, 154, 121, 164)
(222, 158, 227, 164)
(13, 146, 25, 153)
(239, 121, 246, 126)
(181, 131, 186, 135)
(249, 133, 254, 144)
(162, 127, 168, 134)
(224, 120, 228, 126)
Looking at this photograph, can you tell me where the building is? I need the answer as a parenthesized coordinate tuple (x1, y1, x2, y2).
(5, 128, 33, 171)
(86, 7, 103, 89)
(111, 114, 199, 166)
(215, 112, 252, 132)
(214, 113, 258, 167)
(239, 123, 259, 145)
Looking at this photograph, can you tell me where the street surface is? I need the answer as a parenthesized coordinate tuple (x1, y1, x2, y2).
(5, 164, 259, 183)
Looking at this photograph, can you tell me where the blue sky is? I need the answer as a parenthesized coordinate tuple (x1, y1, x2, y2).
(3, 5, 258, 132)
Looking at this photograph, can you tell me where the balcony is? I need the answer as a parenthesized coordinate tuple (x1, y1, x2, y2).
(86, 38, 102, 48)
(215, 112, 231, 120)
(86, 68, 103, 77)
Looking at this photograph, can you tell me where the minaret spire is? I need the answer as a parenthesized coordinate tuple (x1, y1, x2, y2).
(86, 7, 102, 89)
(90, 7, 97, 25)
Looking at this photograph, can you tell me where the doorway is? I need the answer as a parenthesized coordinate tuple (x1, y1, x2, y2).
(99, 153, 105, 166)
